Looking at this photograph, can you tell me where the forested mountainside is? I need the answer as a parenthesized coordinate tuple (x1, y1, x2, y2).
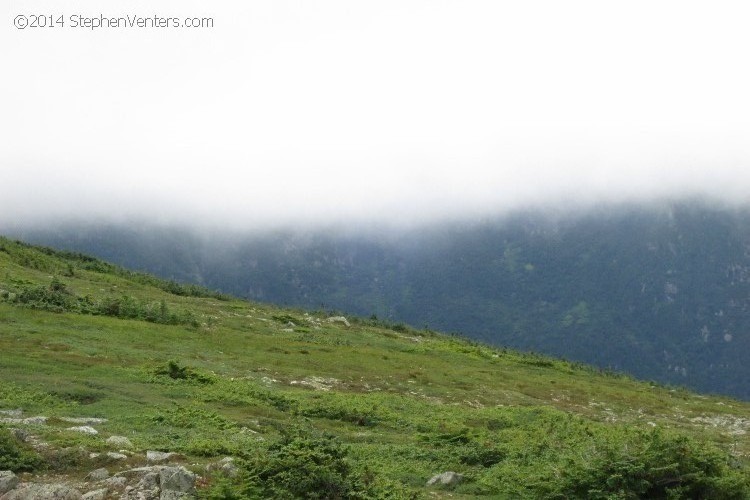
(8, 201, 750, 399)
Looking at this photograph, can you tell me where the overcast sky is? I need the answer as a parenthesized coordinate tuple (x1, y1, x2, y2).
(2, 1, 749, 229)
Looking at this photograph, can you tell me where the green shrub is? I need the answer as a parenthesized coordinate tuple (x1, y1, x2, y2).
(482, 423, 750, 499)
(238, 430, 359, 499)
(154, 361, 215, 385)
(17, 281, 74, 312)
(553, 429, 749, 499)
(0, 428, 43, 472)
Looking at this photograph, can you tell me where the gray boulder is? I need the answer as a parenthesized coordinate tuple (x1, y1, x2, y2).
(85, 468, 109, 481)
(159, 466, 196, 496)
(0, 471, 19, 495)
(106, 436, 133, 448)
(427, 471, 463, 487)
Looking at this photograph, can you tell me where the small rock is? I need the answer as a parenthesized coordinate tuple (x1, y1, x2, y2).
(81, 489, 107, 500)
(0, 471, 19, 495)
(206, 457, 238, 478)
(2, 483, 82, 499)
(106, 436, 133, 448)
(326, 316, 350, 327)
(0, 410, 22, 418)
(89, 453, 101, 459)
(67, 426, 98, 435)
(427, 471, 464, 487)
(146, 451, 175, 463)
(9, 429, 29, 443)
(86, 468, 109, 481)
(106, 452, 128, 460)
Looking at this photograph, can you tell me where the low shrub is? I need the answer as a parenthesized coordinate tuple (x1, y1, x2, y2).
(0, 428, 43, 472)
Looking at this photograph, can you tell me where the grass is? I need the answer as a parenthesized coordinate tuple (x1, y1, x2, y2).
(0, 235, 749, 498)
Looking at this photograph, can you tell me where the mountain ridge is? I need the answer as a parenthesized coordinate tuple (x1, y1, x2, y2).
(8, 201, 750, 399)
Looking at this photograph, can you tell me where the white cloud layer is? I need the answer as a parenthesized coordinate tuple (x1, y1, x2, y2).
(2, 0, 749, 228)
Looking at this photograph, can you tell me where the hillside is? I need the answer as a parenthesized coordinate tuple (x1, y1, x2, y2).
(10, 201, 750, 399)
(0, 236, 749, 498)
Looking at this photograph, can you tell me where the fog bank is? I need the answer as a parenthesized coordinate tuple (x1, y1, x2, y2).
(2, 1, 749, 229)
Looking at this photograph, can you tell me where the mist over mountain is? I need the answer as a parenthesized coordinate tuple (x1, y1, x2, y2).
(6, 200, 750, 399)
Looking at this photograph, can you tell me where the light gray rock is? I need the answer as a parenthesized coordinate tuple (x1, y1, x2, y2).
(0, 471, 19, 495)
(106, 452, 128, 460)
(81, 489, 107, 500)
(106, 436, 133, 448)
(159, 466, 196, 495)
(67, 426, 98, 435)
(326, 316, 350, 327)
(86, 468, 109, 481)
(0, 410, 22, 418)
(146, 451, 175, 463)
(1, 483, 82, 499)
(22, 417, 47, 425)
(427, 471, 463, 487)
(59, 417, 107, 425)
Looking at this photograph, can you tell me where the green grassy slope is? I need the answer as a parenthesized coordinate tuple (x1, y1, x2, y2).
(0, 235, 748, 498)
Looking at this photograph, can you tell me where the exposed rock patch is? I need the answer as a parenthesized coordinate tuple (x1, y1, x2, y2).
(691, 415, 750, 436)
(427, 471, 463, 487)
(59, 418, 107, 425)
(1, 482, 82, 500)
(146, 451, 176, 463)
(326, 316, 350, 327)
(67, 426, 98, 435)
(289, 376, 339, 391)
